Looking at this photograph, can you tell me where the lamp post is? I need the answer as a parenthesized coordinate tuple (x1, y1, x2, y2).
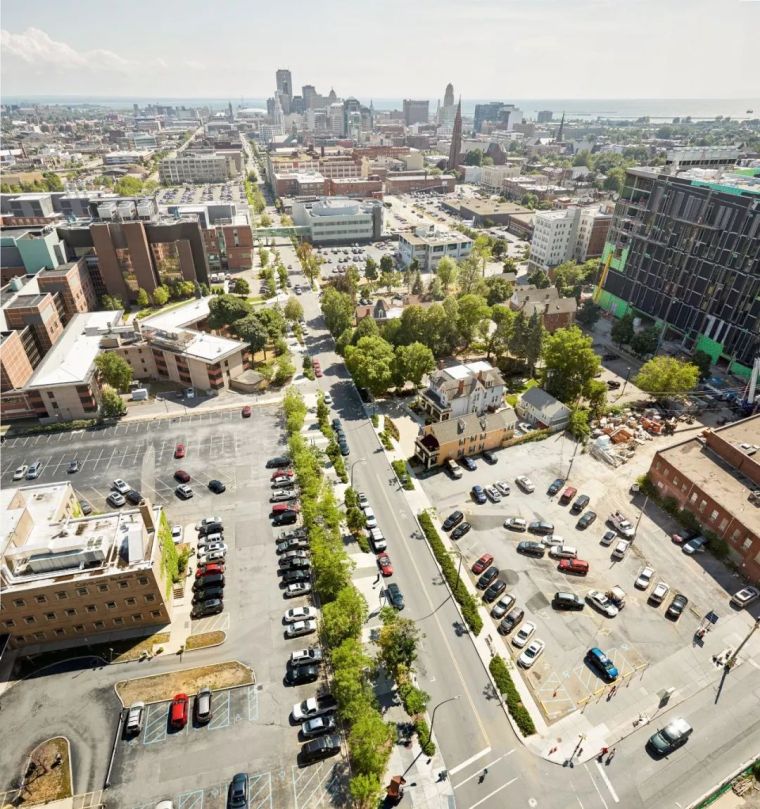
(620, 366, 632, 398)
(402, 695, 461, 777)
(350, 458, 367, 488)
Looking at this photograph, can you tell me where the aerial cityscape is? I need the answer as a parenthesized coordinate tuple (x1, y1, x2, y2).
(1, 3, 759, 809)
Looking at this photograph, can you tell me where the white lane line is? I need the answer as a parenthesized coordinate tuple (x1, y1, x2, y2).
(464, 776, 519, 809)
(584, 765, 610, 809)
(449, 746, 493, 776)
(453, 752, 512, 788)
(594, 761, 620, 803)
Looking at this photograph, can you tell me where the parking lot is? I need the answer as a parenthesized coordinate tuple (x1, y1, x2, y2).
(156, 182, 246, 207)
(420, 433, 756, 722)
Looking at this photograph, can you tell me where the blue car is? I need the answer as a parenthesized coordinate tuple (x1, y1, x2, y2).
(461, 456, 477, 471)
(471, 485, 487, 505)
(586, 647, 618, 681)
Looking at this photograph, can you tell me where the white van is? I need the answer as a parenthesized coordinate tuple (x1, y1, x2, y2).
(131, 388, 149, 401)
(549, 545, 578, 560)
(369, 528, 386, 552)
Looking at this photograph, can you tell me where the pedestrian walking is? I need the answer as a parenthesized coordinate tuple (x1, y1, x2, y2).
(598, 746, 608, 760)
(478, 768, 488, 784)
(437, 770, 448, 782)
(606, 748, 616, 764)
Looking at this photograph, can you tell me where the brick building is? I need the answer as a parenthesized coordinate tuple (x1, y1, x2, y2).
(648, 417, 760, 582)
(509, 285, 577, 331)
(35, 259, 98, 321)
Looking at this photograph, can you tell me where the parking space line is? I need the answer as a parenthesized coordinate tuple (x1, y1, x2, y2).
(177, 789, 204, 809)
(247, 685, 259, 721)
(248, 772, 272, 809)
(142, 702, 168, 745)
(208, 690, 231, 731)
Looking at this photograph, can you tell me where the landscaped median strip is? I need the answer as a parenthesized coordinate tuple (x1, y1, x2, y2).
(417, 511, 483, 635)
(489, 656, 537, 737)
(115, 660, 253, 706)
(185, 630, 226, 651)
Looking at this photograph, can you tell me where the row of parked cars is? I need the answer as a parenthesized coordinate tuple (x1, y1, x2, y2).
(191, 516, 227, 618)
(356, 490, 404, 609)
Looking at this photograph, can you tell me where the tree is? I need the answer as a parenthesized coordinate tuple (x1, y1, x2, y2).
(485, 275, 513, 306)
(377, 608, 422, 678)
(378, 270, 401, 294)
(464, 149, 485, 166)
(364, 257, 378, 280)
(101, 294, 124, 311)
(568, 407, 591, 440)
(604, 167, 627, 194)
(352, 316, 380, 344)
(349, 774, 383, 809)
(487, 305, 514, 362)
(692, 350, 712, 382)
(95, 352, 133, 391)
(335, 327, 354, 355)
(435, 256, 457, 292)
(473, 234, 493, 277)
(256, 307, 286, 340)
(100, 385, 126, 418)
(394, 342, 436, 387)
(207, 294, 252, 328)
(258, 248, 270, 268)
(330, 637, 375, 720)
(576, 300, 602, 328)
(457, 256, 484, 295)
(610, 311, 635, 345)
(379, 255, 394, 274)
(526, 268, 551, 288)
(348, 709, 393, 777)
(491, 239, 507, 260)
(42, 171, 64, 191)
(232, 277, 250, 295)
(283, 296, 304, 323)
(411, 271, 423, 296)
(322, 288, 355, 338)
(456, 294, 491, 353)
(427, 276, 443, 300)
(321, 586, 368, 647)
(345, 336, 396, 396)
(634, 357, 699, 400)
(346, 506, 367, 534)
(502, 257, 518, 274)
(233, 313, 268, 357)
(553, 260, 595, 299)
(152, 286, 169, 306)
(274, 353, 295, 384)
(541, 325, 600, 403)
(114, 176, 144, 196)
(136, 289, 150, 307)
(630, 326, 660, 357)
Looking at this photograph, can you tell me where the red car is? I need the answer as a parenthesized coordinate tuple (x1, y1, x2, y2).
(472, 553, 494, 575)
(174, 443, 186, 459)
(174, 470, 191, 483)
(195, 563, 225, 578)
(312, 358, 323, 377)
(272, 502, 300, 514)
(271, 469, 294, 481)
(242, 405, 251, 418)
(377, 553, 394, 577)
(169, 693, 189, 729)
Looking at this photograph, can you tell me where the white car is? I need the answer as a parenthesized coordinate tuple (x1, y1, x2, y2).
(358, 492, 369, 509)
(495, 481, 511, 496)
(323, 393, 333, 405)
(198, 550, 226, 565)
(284, 606, 317, 624)
(518, 639, 545, 668)
(612, 540, 630, 559)
(485, 486, 501, 503)
(730, 586, 760, 608)
(290, 647, 323, 665)
(12, 465, 28, 481)
(515, 476, 535, 493)
(171, 525, 183, 543)
(504, 517, 527, 532)
(199, 542, 227, 554)
(650, 581, 670, 604)
(635, 566, 655, 590)
(518, 422, 534, 433)
(112, 479, 130, 494)
(363, 508, 377, 529)
(107, 492, 126, 508)
(195, 516, 223, 530)
(682, 536, 707, 555)
(285, 619, 317, 638)
(512, 621, 536, 649)
(587, 589, 619, 618)
(542, 534, 565, 547)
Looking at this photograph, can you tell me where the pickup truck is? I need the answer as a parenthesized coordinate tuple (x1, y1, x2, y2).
(291, 694, 339, 723)
(607, 511, 636, 539)
(605, 586, 626, 608)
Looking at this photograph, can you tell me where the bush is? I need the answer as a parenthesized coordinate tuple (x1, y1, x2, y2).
(385, 416, 400, 441)
(489, 656, 537, 737)
(392, 459, 414, 490)
(399, 682, 429, 716)
(371, 414, 379, 428)
(415, 717, 436, 756)
(417, 512, 483, 635)
(504, 428, 551, 447)
(379, 431, 394, 451)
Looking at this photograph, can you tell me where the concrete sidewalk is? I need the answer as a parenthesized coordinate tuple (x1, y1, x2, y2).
(384, 727, 455, 808)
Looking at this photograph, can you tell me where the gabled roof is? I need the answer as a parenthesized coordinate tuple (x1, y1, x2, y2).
(419, 409, 516, 445)
(520, 387, 571, 418)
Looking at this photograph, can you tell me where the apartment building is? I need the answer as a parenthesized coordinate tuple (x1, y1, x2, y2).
(419, 361, 506, 422)
(648, 417, 760, 582)
(159, 151, 234, 184)
(478, 164, 522, 193)
(202, 223, 254, 271)
(384, 174, 456, 195)
(291, 197, 383, 244)
(414, 410, 517, 470)
(35, 259, 98, 321)
(398, 225, 472, 271)
(0, 484, 172, 652)
(598, 165, 760, 378)
(529, 206, 611, 271)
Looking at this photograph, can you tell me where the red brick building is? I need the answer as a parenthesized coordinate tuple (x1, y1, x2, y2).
(648, 416, 760, 582)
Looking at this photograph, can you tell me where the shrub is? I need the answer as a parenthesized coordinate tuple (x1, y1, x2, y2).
(399, 683, 429, 717)
(371, 413, 379, 428)
(415, 717, 436, 756)
(385, 416, 400, 441)
(392, 460, 414, 490)
(417, 512, 483, 635)
(379, 431, 394, 451)
(489, 656, 537, 737)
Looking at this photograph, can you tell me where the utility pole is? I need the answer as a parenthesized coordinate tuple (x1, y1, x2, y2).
(726, 618, 760, 669)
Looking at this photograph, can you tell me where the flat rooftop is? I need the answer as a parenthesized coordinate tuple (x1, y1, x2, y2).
(632, 166, 760, 198)
(401, 228, 472, 246)
(459, 199, 531, 216)
(27, 310, 121, 389)
(140, 296, 212, 331)
(444, 360, 494, 380)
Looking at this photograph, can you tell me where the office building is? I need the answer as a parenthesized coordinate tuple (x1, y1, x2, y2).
(398, 226, 472, 271)
(443, 83, 455, 108)
(276, 68, 293, 113)
(448, 100, 462, 171)
(598, 164, 760, 377)
(474, 103, 522, 133)
(0, 483, 172, 652)
(291, 197, 383, 244)
(158, 152, 234, 184)
(648, 417, 760, 582)
(529, 206, 611, 271)
(403, 100, 429, 126)
(537, 110, 553, 123)
(384, 174, 456, 195)
(35, 259, 98, 322)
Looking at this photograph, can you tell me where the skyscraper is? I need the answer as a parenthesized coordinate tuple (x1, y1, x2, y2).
(403, 99, 429, 126)
(448, 100, 462, 170)
(275, 69, 292, 114)
(444, 83, 454, 108)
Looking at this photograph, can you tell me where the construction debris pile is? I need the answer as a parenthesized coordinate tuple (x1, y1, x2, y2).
(589, 408, 678, 467)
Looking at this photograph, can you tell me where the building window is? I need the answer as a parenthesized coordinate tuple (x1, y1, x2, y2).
(65, 608, 77, 617)
(4, 619, 16, 629)
(73, 624, 85, 632)
(13, 599, 25, 608)
(34, 631, 46, 641)
(151, 610, 162, 618)
(35, 595, 47, 604)
(77, 588, 88, 596)
(118, 581, 129, 589)
(742, 538, 752, 550)
(125, 597, 136, 606)
(45, 612, 56, 621)
(690, 493, 698, 504)
(97, 584, 109, 593)
(709, 510, 719, 522)
(145, 594, 156, 603)
(137, 577, 149, 586)
(54, 628, 65, 637)
(106, 601, 117, 610)
(698, 499, 706, 513)
(24, 616, 36, 625)
(131, 614, 143, 622)
(93, 621, 105, 629)
(719, 518, 728, 532)
(672, 476, 679, 487)
(56, 591, 68, 600)
(85, 604, 97, 613)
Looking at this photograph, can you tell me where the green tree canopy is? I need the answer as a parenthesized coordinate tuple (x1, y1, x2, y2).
(485, 275, 513, 306)
(345, 336, 396, 396)
(568, 407, 591, 440)
(630, 326, 660, 356)
(394, 342, 436, 387)
(152, 286, 169, 306)
(232, 277, 250, 295)
(376, 608, 422, 679)
(456, 294, 491, 352)
(207, 294, 252, 328)
(526, 268, 551, 289)
(256, 306, 286, 340)
(321, 585, 368, 648)
(348, 709, 393, 777)
(100, 385, 126, 418)
(576, 300, 602, 328)
(352, 315, 381, 344)
(136, 289, 150, 307)
(95, 352, 133, 391)
(634, 356, 699, 400)
(379, 255, 394, 274)
(435, 256, 457, 292)
(233, 313, 268, 356)
(364, 257, 378, 280)
(283, 296, 304, 322)
(610, 311, 635, 345)
(691, 350, 712, 382)
(322, 287, 355, 338)
(457, 256, 485, 295)
(541, 325, 600, 403)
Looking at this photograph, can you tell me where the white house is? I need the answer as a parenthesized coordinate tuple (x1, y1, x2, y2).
(517, 387, 571, 430)
(419, 361, 505, 422)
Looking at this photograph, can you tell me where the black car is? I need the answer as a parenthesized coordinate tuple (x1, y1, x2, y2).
(552, 591, 585, 611)
(192, 598, 223, 619)
(279, 557, 312, 572)
(481, 450, 497, 465)
(282, 569, 311, 585)
(483, 579, 507, 603)
(278, 528, 307, 541)
(603, 352, 618, 361)
(266, 456, 290, 469)
(301, 734, 342, 764)
(498, 608, 525, 634)
(666, 593, 689, 620)
(193, 586, 224, 604)
(331, 418, 342, 431)
(576, 511, 597, 529)
(125, 489, 143, 505)
(227, 773, 248, 809)
(442, 511, 464, 531)
(460, 456, 477, 471)
(199, 521, 223, 536)
(338, 441, 350, 456)
(386, 583, 405, 610)
(547, 478, 564, 496)
(517, 541, 546, 558)
(528, 521, 554, 536)
(607, 380, 621, 390)
(193, 574, 225, 590)
(570, 495, 590, 515)
(208, 479, 226, 493)
(273, 511, 298, 526)
(285, 664, 320, 686)
(477, 566, 499, 589)
(451, 522, 471, 540)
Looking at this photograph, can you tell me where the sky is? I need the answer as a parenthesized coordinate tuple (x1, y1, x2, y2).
(1, 0, 758, 101)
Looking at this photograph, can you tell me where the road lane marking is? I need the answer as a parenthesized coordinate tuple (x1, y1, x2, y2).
(594, 761, 620, 803)
(449, 746, 492, 776)
(464, 776, 518, 809)
(452, 752, 512, 788)
(584, 765, 610, 809)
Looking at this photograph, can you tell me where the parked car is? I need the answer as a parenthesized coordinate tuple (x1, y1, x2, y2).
(471, 485, 487, 505)
(490, 595, 516, 619)
(570, 495, 590, 514)
(587, 589, 619, 618)
(682, 536, 707, 555)
(442, 511, 464, 532)
(242, 405, 252, 418)
(169, 693, 189, 729)
(552, 591, 585, 611)
(558, 558, 589, 576)
(285, 620, 318, 638)
(601, 530, 617, 546)
(174, 470, 191, 483)
(586, 647, 619, 681)
(477, 567, 499, 589)
(67, 460, 79, 474)
(194, 687, 213, 724)
(451, 522, 471, 540)
(666, 593, 689, 620)
(483, 579, 507, 602)
(285, 607, 317, 623)
(300, 734, 342, 764)
(196, 563, 225, 579)
(649, 581, 670, 604)
(495, 480, 511, 496)
(635, 566, 655, 590)
(266, 456, 291, 469)
(528, 521, 554, 536)
(547, 478, 564, 496)
(481, 450, 497, 465)
(730, 586, 760, 608)
(512, 621, 536, 648)
(516, 541, 545, 558)
(25, 460, 42, 479)
(518, 639, 545, 668)
(472, 553, 494, 574)
(191, 599, 223, 618)
(12, 465, 28, 481)
(290, 647, 323, 666)
(175, 484, 193, 499)
(107, 492, 126, 508)
(485, 486, 501, 503)
(272, 510, 298, 526)
(460, 457, 477, 471)
(208, 479, 226, 493)
(515, 475, 535, 493)
(112, 478, 130, 494)
(386, 582, 405, 610)
(301, 714, 337, 739)
(576, 511, 597, 529)
(647, 718, 693, 756)
(126, 701, 145, 734)
(227, 773, 249, 809)
(498, 607, 525, 635)
(174, 443, 186, 459)
(376, 553, 393, 576)
(285, 664, 320, 686)
(504, 517, 527, 532)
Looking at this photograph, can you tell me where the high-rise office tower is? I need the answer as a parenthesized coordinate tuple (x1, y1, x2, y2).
(275, 69, 292, 113)
(444, 83, 454, 108)
(403, 99, 429, 126)
(302, 85, 317, 109)
(448, 100, 462, 170)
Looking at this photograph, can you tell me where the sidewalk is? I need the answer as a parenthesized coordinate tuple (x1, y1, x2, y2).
(384, 724, 455, 808)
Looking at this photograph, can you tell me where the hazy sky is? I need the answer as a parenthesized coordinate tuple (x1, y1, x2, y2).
(2, 0, 758, 100)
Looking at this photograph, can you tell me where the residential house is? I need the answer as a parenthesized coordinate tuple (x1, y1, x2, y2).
(354, 294, 431, 326)
(509, 285, 576, 332)
(517, 387, 571, 430)
(419, 360, 506, 422)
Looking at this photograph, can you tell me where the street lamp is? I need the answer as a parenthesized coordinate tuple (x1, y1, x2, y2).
(620, 366, 633, 398)
(350, 458, 367, 487)
(402, 695, 461, 777)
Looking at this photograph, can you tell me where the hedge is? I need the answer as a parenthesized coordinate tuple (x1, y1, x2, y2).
(417, 512, 483, 635)
(414, 717, 436, 756)
(391, 460, 414, 490)
(379, 431, 394, 451)
(489, 656, 537, 737)
(385, 416, 400, 441)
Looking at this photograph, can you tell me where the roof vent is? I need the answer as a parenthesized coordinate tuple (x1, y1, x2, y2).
(457, 419, 465, 434)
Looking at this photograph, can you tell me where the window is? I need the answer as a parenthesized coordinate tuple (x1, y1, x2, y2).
(690, 492, 698, 504)
(97, 584, 109, 593)
(77, 588, 88, 596)
(65, 608, 77, 617)
(56, 592, 68, 600)
(4, 619, 16, 629)
(137, 577, 149, 586)
(118, 581, 129, 589)
(131, 614, 143, 622)
(125, 597, 136, 606)
(24, 616, 36, 625)
(699, 499, 706, 513)
(93, 621, 105, 629)
(709, 509, 719, 522)
(54, 628, 65, 637)
(145, 594, 156, 603)
(85, 604, 97, 614)
(13, 599, 25, 608)
(35, 595, 47, 604)
(106, 602, 117, 610)
(719, 518, 728, 532)
(74, 624, 85, 633)
(742, 537, 752, 550)
(34, 631, 46, 640)
(113, 617, 124, 626)
(151, 610, 162, 618)
(45, 612, 56, 621)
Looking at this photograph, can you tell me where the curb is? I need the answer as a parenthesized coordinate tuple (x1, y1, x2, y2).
(688, 753, 759, 809)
